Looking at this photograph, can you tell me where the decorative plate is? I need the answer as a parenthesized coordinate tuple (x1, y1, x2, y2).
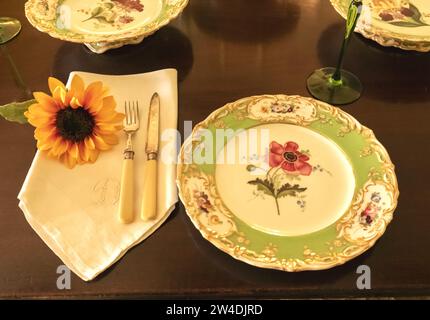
(25, 0, 188, 53)
(177, 95, 399, 271)
(330, 0, 430, 52)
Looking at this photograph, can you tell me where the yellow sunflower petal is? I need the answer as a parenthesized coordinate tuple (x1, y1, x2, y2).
(83, 81, 103, 107)
(26, 114, 55, 128)
(37, 143, 52, 152)
(69, 142, 80, 159)
(47, 150, 60, 159)
(102, 96, 116, 110)
(78, 142, 91, 162)
(94, 125, 123, 137)
(62, 90, 70, 106)
(88, 97, 104, 113)
(59, 153, 67, 166)
(48, 77, 66, 95)
(101, 86, 110, 97)
(34, 126, 57, 141)
(24, 104, 55, 119)
(70, 96, 82, 109)
(96, 124, 123, 132)
(93, 100, 120, 121)
(60, 151, 77, 169)
(33, 92, 59, 112)
(36, 137, 55, 151)
(88, 149, 100, 163)
(25, 110, 52, 122)
(95, 108, 116, 122)
(101, 134, 119, 145)
(52, 86, 68, 108)
(47, 138, 63, 158)
(70, 75, 85, 103)
(84, 136, 96, 150)
(98, 112, 125, 124)
(92, 134, 111, 151)
(50, 138, 69, 157)
(27, 103, 53, 118)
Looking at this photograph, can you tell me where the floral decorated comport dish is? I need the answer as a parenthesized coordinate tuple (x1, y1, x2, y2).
(331, 0, 430, 52)
(25, 0, 189, 53)
(177, 95, 399, 271)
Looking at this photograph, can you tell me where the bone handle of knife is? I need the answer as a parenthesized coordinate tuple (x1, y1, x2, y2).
(118, 154, 134, 224)
(141, 159, 157, 221)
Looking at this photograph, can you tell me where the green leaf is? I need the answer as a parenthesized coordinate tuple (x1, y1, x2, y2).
(389, 20, 425, 28)
(94, 16, 108, 23)
(82, 6, 105, 22)
(94, 16, 114, 24)
(409, 3, 422, 23)
(248, 178, 275, 197)
(276, 183, 307, 198)
(0, 99, 35, 124)
(91, 6, 104, 16)
(300, 149, 311, 156)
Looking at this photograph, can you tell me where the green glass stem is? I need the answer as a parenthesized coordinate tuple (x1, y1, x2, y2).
(1, 45, 32, 99)
(331, 39, 347, 84)
(331, 0, 363, 83)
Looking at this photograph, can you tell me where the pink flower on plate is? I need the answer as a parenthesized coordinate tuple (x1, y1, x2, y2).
(113, 0, 144, 12)
(119, 15, 134, 24)
(269, 141, 312, 176)
(360, 203, 377, 225)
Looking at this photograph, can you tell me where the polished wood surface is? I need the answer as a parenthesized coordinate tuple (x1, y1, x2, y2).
(0, 0, 429, 298)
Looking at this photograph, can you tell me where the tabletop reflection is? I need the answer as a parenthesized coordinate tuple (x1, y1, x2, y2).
(181, 205, 373, 291)
(190, 0, 300, 43)
(52, 26, 194, 83)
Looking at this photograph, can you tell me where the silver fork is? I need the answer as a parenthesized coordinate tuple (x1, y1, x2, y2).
(118, 101, 140, 224)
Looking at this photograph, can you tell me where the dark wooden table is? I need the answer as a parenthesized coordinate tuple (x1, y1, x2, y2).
(0, 0, 429, 299)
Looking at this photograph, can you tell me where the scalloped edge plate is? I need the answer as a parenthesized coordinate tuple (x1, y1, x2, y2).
(25, 0, 188, 53)
(177, 95, 399, 272)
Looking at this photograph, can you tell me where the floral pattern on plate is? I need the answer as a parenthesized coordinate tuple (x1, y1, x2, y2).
(371, 0, 430, 27)
(246, 141, 331, 216)
(79, 0, 144, 27)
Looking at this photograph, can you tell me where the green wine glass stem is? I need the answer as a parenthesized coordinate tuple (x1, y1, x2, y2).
(1, 46, 32, 99)
(331, 0, 363, 83)
(331, 38, 348, 84)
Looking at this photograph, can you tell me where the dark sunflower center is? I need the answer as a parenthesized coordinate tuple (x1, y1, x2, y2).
(283, 151, 297, 162)
(55, 107, 95, 142)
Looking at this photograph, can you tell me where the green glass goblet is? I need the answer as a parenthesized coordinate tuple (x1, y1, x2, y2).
(307, 0, 363, 105)
(0, 17, 21, 44)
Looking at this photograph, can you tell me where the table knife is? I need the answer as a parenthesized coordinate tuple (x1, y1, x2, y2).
(141, 93, 160, 221)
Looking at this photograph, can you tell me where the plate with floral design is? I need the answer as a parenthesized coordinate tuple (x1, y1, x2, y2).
(25, 0, 188, 53)
(331, 0, 430, 52)
(177, 95, 399, 271)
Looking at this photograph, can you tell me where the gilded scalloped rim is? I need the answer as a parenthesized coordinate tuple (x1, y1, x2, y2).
(24, 0, 188, 45)
(177, 94, 399, 272)
(330, 0, 430, 52)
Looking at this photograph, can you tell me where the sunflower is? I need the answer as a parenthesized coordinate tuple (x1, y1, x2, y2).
(24, 75, 124, 168)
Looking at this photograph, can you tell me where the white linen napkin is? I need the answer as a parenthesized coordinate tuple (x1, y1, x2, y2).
(18, 69, 178, 281)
